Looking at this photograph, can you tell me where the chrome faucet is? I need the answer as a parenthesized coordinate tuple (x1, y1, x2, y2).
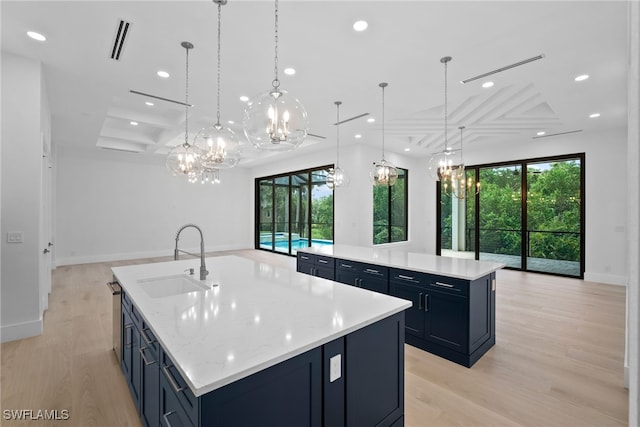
(174, 224, 209, 280)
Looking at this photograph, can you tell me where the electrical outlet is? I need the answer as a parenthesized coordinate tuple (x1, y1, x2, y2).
(329, 354, 341, 382)
(7, 231, 24, 243)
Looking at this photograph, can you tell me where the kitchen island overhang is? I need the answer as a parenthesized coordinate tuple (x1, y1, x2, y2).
(112, 255, 410, 427)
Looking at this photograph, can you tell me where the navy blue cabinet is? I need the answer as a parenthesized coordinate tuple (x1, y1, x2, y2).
(335, 259, 389, 294)
(121, 296, 141, 411)
(140, 324, 160, 427)
(296, 252, 335, 280)
(390, 268, 495, 367)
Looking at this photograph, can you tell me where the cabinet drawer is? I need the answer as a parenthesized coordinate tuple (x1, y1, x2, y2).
(161, 349, 199, 426)
(337, 259, 388, 280)
(315, 255, 335, 268)
(297, 252, 314, 263)
(122, 291, 132, 312)
(426, 275, 468, 297)
(390, 268, 430, 286)
(130, 304, 143, 331)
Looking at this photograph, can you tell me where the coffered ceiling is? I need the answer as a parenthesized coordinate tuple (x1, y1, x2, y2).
(1, 1, 629, 167)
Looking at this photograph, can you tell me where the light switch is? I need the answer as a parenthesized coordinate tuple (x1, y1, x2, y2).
(7, 231, 24, 243)
(329, 354, 341, 382)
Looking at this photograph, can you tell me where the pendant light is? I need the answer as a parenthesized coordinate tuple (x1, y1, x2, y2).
(242, 0, 309, 152)
(370, 82, 398, 187)
(428, 56, 460, 184)
(194, 0, 241, 170)
(447, 126, 480, 199)
(200, 167, 221, 185)
(166, 42, 203, 178)
(326, 101, 349, 189)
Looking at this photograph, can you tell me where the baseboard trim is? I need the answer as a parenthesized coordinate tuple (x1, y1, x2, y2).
(1, 318, 43, 343)
(55, 244, 252, 267)
(583, 272, 628, 286)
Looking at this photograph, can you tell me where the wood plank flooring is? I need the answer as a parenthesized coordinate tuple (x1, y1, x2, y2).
(1, 250, 628, 426)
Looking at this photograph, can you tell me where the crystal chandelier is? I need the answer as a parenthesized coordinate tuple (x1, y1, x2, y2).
(200, 167, 221, 185)
(242, 0, 309, 151)
(444, 126, 480, 199)
(370, 82, 398, 187)
(166, 42, 203, 178)
(194, 0, 241, 170)
(326, 101, 349, 189)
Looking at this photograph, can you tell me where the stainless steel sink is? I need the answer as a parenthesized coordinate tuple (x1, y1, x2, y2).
(138, 274, 209, 298)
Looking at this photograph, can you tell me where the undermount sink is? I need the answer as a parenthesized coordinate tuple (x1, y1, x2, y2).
(138, 274, 209, 298)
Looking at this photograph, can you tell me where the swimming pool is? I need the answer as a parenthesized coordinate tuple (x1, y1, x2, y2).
(259, 238, 333, 250)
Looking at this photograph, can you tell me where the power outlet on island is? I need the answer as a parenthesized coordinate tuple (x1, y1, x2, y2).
(329, 354, 341, 382)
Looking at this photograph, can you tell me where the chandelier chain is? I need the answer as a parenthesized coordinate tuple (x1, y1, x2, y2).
(336, 102, 341, 167)
(216, 2, 222, 125)
(184, 45, 190, 146)
(272, 0, 280, 88)
(444, 59, 448, 150)
(381, 83, 386, 159)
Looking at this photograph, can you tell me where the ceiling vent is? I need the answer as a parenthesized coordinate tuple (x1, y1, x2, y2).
(110, 19, 131, 61)
(460, 54, 545, 84)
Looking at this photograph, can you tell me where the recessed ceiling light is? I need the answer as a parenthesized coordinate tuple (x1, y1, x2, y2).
(228, 120, 235, 125)
(367, 117, 375, 123)
(575, 74, 589, 82)
(239, 95, 249, 102)
(589, 112, 601, 118)
(404, 148, 411, 152)
(482, 81, 494, 88)
(27, 31, 46, 41)
(354, 134, 362, 139)
(536, 131, 546, 136)
(145, 101, 154, 106)
(353, 20, 368, 32)
(130, 121, 139, 126)
(157, 70, 170, 78)
(284, 68, 296, 75)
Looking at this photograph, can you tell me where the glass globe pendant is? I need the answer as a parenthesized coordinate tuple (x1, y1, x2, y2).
(193, 0, 241, 169)
(370, 82, 398, 187)
(326, 101, 349, 190)
(195, 124, 241, 169)
(166, 41, 203, 178)
(242, 0, 309, 152)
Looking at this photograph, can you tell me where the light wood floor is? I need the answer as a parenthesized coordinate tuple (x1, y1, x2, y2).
(1, 250, 628, 426)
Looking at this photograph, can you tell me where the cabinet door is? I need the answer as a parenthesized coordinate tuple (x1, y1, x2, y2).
(297, 260, 314, 275)
(359, 275, 388, 294)
(335, 270, 359, 287)
(121, 309, 133, 380)
(315, 266, 335, 281)
(131, 325, 142, 410)
(140, 346, 159, 427)
(159, 374, 194, 427)
(390, 283, 425, 339)
(425, 289, 468, 353)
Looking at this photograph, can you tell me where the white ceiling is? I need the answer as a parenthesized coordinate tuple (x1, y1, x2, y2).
(1, 1, 629, 167)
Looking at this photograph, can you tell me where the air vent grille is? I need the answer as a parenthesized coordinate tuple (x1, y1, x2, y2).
(460, 54, 545, 84)
(532, 129, 582, 139)
(110, 19, 131, 61)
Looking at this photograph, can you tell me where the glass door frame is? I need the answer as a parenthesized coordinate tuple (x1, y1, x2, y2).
(255, 164, 334, 256)
(437, 153, 585, 278)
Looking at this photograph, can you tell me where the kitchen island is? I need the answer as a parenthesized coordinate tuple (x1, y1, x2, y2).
(297, 244, 504, 367)
(112, 255, 411, 427)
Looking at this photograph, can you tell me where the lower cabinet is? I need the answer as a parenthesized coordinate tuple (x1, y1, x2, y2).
(121, 292, 405, 427)
(296, 253, 335, 280)
(389, 268, 495, 367)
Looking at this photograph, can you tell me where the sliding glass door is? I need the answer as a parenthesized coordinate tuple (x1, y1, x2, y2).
(438, 154, 584, 278)
(256, 166, 334, 256)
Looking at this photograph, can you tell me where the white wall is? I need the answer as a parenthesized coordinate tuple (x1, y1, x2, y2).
(55, 148, 253, 265)
(1, 52, 48, 341)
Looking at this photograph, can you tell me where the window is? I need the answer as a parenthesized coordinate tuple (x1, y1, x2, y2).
(256, 166, 334, 255)
(373, 168, 408, 244)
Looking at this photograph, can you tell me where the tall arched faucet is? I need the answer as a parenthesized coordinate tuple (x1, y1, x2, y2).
(174, 224, 209, 280)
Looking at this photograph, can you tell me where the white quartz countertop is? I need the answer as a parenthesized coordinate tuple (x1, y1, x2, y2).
(112, 255, 410, 397)
(299, 244, 504, 280)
